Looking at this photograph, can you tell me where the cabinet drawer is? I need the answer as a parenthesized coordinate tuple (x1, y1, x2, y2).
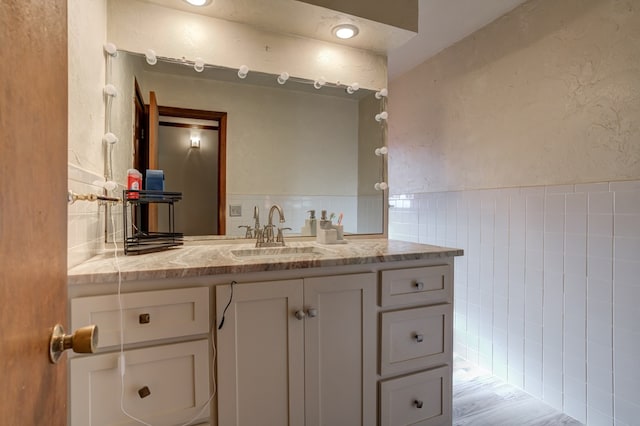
(380, 265, 451, 307)
(70, 339, 210, 426)
(71, 287, 209, 348)
(380, 365, 451, 426)
(380, 304, 452, 375)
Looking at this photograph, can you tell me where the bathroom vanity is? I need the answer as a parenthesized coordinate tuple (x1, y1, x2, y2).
(67, 239, 462, 426)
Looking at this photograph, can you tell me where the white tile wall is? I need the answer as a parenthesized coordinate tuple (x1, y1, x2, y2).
(226, 193, 379, 238)
(389, 180, 640, 426)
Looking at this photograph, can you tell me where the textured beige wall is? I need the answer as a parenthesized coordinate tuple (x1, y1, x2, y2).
(388, 0, 640, 194)
(68, 0, 108, 175)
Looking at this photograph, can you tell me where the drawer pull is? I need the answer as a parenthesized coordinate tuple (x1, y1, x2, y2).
(414, 399, 424, 409)
(413, 333, 424, 343)
(139, 313, 151, 324)
(138, 386, 151, 399)
(414, 281, 424, 291)
(294, 310, 306, 320)
(306, 308, 318, 318)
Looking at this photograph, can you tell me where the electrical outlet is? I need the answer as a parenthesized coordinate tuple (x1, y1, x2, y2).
(229, 205, 242, 217)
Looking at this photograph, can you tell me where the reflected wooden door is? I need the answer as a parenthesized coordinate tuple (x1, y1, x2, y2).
(0, 0, 68, 424)
(147, 91, 159, 231)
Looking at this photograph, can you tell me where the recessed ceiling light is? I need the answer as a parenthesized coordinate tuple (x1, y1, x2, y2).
(183, 0, 212, 6)
(332, 24, 359, 40)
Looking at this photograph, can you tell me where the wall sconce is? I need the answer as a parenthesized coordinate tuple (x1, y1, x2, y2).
(375, 111, 388, 122)
(238, 65, 249, 79)
(190, 137, 201, 148)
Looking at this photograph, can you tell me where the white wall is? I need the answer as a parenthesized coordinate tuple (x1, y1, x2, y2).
(388, 0, 640, 424)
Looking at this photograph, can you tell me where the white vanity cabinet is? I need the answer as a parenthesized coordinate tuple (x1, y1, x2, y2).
(378, 265, 453, 426)
(66, 240, 461, 426)
(68, 287, 212, 426)
(216, 273, 377, 426)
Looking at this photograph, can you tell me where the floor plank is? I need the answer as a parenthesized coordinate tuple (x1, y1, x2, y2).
(453, 358, 583, 426)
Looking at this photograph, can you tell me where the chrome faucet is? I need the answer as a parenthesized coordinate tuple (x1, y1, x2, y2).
(256, 204, 289, 247)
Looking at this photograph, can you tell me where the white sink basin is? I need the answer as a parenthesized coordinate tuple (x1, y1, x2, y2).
(231, 246, 329, 258)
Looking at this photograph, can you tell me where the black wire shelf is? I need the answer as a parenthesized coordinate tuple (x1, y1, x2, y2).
(123, 190, 183, 255)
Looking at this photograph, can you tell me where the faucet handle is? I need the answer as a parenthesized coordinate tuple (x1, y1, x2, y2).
(276, 227, 292, 243)
(238, 225, 253, 239)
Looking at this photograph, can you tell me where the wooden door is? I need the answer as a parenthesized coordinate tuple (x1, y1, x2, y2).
(0, 0, 68, 424)
(216, 280, 305, 426)
(147, 91, 159, 230)
(303, 273, 377, 426)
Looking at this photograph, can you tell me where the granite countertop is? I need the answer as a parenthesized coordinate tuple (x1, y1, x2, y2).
(67, 238, 463, 285)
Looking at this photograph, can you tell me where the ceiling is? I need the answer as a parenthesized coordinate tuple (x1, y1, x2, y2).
(141, 0, 529, 80)
(388, 0, 529, 79)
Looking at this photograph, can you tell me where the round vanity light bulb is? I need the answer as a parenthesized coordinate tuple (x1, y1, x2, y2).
(103, 42, 118, 57)
(346, 82, 360, 94)
(277, 72, 290, 85)
(375, 88, 388, 99)
(375, 146, 388, 156)
(103, 180, 118, 191)
(238, 65, 249, 79)
(184, 0, 212, 5)
(375, 111, 389, 122)
(145, 49, 157, 65)
(102, 132, 118, 145)
(375, 182, 388, 191)
(103, 84, 118, 97)
(194, 57, 205, 72)
(313, 77, 326, 90)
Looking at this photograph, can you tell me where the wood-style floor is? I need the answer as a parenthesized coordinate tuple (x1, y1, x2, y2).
(453, 358, 583, 426)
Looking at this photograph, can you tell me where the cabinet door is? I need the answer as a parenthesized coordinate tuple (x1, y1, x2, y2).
(70, 340, 210, 426)
(216, 280, 305, 426)
(303, 273, 377, 426)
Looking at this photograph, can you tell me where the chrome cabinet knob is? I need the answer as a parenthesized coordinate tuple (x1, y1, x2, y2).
(414, 281, 424, 290)
(306, 308, 318, 318)
(413, 333, 424, 343)
(294, 310, 306, 320)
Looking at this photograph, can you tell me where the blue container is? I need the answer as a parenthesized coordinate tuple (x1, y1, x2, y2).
(145, 169, 165, 197)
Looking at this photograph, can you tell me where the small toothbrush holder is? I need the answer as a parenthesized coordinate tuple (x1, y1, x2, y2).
(333, 224, 343, 240)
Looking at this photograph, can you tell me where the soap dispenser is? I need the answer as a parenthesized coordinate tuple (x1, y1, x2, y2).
(318, 210, 332, 231)
(300, 210, 317, 236)
(307, 210, 317, 236)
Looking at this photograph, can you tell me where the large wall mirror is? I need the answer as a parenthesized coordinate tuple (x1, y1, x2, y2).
(111, 51, 386, 239)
